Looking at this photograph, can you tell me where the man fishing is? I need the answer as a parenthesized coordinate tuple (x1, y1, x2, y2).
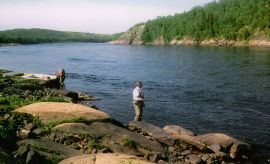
(132, 81, 144, 121)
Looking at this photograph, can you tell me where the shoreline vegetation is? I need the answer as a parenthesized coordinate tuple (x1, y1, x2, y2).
(0, 28, 123, 45)
(1, 69, 270, 163)
(112, 0, 270, 47)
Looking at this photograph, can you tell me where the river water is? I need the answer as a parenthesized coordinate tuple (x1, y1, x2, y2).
(0, 43, 270, 145)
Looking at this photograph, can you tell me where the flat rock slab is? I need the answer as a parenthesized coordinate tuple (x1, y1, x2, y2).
(129, 121, 170, 140)
(59, 153, 154, 164)
(163, 125, 195, 136)
(17, 139, 84, 158)
(52, 122, 165, 155)
(15, 102, 111, 124)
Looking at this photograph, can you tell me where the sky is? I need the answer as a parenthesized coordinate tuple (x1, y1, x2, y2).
(0, 0, 214, 34)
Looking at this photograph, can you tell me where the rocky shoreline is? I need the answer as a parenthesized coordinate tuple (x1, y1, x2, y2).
(0, 69, 269, 164)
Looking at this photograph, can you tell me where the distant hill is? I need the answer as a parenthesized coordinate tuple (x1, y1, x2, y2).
(114, 0, 270, 47)
(0, 28, 121, 44)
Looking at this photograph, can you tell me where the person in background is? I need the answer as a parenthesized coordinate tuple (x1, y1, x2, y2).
(132, 81, 144, 121)
(56, 68, 66, 90)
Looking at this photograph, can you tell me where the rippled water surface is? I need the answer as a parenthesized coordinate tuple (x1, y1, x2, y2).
(1, 43, 270, 145)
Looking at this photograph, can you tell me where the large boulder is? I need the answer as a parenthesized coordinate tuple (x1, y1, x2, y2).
(15, 102, 111, 124)
(59, 153, 154, 164)
(195, 133, 252, 159)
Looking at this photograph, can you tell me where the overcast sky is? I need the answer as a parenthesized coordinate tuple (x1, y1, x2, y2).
(0, 0, 214, 34)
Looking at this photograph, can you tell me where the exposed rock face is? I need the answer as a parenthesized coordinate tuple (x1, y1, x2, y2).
(59, 153, 154, 164)
(15, 102, 111, 124)
(50, 122, 165, 159)
(110, 24, 145, 45)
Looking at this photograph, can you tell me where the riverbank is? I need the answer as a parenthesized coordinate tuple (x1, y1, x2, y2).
(0, 69, 269, 163)
(111, 36, 270, 47)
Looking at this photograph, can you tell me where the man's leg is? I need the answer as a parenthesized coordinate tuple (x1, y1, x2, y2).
(134, 104, 142, 121)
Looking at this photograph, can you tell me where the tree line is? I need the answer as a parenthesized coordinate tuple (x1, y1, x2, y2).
(141, 0, 270, 43)
(0, 28, 120, 44)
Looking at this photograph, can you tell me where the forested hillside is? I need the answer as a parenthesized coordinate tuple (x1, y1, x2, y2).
(141, 0, 270, 44)
(0, 28, 118, 44)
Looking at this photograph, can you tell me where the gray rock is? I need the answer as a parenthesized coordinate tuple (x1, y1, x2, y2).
(149, 152, 161, 163)
(200, 154, 211, 161)
(185, 154, 202, 164)
(128, 121, 171, 140)
(181, 150, 192, 156)
(26, 150, 35, 164)
(209, 144, 221, 153)
(17, 139, 84, 159)
(14, 145, 29, 158)
(31, 128, 43, 136)
(24, 123, 35, 131)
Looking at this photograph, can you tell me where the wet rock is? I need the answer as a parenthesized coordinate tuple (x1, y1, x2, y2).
(90, 105, 99, 110)
(78, 92, 93, 100)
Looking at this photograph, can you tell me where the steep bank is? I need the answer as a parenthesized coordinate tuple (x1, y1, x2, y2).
(110, 24, 145, 45)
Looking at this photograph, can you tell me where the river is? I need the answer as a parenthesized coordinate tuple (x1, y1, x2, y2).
(0, 43, 270, 145)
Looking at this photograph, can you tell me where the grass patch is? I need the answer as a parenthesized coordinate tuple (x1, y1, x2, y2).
(88, 139, 106, 150)
(122, 137, 137, 149)
(40, 96, 68, 102)
(0, 95, 32, 112)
